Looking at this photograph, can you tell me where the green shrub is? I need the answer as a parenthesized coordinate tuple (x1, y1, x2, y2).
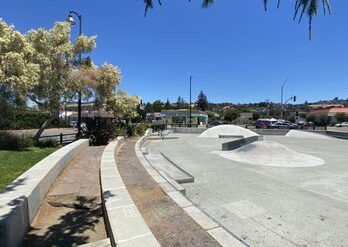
(0, 111, 50, 130)
(0, 132, 33, 150)
(132, 122, 150, 136)
(114, 126, 128, 137)
(35, 138, 58, 148)
(82, 117, 118, 146)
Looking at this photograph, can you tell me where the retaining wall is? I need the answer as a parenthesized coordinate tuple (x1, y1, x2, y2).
(100, 136, 159, 247)
(170, 127, 206, 134)
(0, 139, 89, 247)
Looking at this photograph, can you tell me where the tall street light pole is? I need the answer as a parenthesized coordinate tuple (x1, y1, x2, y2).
(189, 75, 193, 127)
(280, 79, 288, 120)
(67, 11, 83, 138)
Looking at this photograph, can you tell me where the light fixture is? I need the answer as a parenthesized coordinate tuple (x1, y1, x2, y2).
(66, 14, 76, 25)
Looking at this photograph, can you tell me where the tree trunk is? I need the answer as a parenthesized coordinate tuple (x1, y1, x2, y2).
(33, 115, 55, 140)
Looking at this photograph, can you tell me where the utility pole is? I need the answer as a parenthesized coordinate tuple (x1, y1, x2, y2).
(189, 75, 193, 127)
(280, 79, 288, 120)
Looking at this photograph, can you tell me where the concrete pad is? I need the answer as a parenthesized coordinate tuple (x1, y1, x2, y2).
(118, 233, 160, 247)
(183, 206, 219, 230)
(107, 205, 152, 242)
(208, 227, 245, 247)
(103, 188, 134, 210)
(158, 182, 178, 194)
(147, 133, 348, 247)
(78, 238, 112, 247)
(167, 191, 193, 208)
(101, 176, 125, 190)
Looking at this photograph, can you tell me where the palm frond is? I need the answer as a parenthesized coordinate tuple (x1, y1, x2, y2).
(142, 0, 332, 40)
(202, 0, 214, 8)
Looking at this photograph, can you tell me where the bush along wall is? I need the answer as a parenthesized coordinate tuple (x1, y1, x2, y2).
(0, 111, 50, 130)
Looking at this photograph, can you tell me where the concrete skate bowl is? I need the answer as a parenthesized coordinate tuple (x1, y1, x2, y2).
(215, 141, 325, 168)
(199, 125, 258, 138)
(285, 130, 335, 140)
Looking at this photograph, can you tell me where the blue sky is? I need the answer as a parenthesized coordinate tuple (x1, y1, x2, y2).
(1, 0, 348, 103)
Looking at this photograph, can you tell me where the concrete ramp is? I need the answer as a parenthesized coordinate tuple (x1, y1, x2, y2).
(215, 140, 325, 168)
(286, 130, 334, 140)
(199, 125, 258, 138)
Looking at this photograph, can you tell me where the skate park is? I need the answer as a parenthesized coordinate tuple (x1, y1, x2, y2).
(140, 125, 348, 247)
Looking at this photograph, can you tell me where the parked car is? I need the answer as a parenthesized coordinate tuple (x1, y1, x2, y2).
(289, 123, 300, 129)
(335, 122, 348, 127)
(69, 120, 78, 127)
(254, 120, 267, 129)
(269, 122, 290, 129)
(269, 122, 299, 129)
(69, 121, 87, 130)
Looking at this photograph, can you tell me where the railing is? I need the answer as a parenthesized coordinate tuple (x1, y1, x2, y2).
(38, 133, 77, 145)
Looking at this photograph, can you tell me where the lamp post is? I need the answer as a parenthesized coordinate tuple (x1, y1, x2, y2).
(280, 79, 288, 120)
(189, 75, 193, 127)
(66, 11, 83, 138)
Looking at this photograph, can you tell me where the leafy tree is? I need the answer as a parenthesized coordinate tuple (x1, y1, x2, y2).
(164, 98, 172, 110)
(336, 113, 346, 123)
(143, 0, 331, 40)
(27, 22, 96, 115)
(106, 91, 140, 121)
(252, 112, 260, 121)
(176, 96, 186, 109)
(207, 111, 219, 121)
(144, 102, 153, 113)
(223, 108, 240, 122)
(0, 20, 39, 107)
(196, 90, 209, 111)
(152, 99, 163, 112)
(0, 19, 136, 139)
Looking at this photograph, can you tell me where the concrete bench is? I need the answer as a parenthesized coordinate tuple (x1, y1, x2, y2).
(0, 139, 89, 247)
(100, 137, 160, 247)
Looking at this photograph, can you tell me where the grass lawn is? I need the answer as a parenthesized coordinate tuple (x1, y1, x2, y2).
(0, 147, 58, 191)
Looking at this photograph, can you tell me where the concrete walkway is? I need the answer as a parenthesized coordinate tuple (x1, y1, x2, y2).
(23, 146, 108, 247)
(116, 138, 221, 247)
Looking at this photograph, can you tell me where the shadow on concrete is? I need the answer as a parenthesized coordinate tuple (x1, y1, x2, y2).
(23, 196, 102, 247)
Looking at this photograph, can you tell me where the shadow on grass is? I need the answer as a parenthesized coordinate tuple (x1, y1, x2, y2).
(23, 196, 103, 247)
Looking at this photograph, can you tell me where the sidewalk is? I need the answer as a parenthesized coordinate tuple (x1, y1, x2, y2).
(23, 146, 108, 247)
(116, 138, 221, 247)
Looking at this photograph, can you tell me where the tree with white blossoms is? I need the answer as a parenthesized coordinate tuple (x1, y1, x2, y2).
(0, 19, 39, 109)
(106, 90, 140, 122)
(26, 21, 96, 115)
(0, 19, 138, 136)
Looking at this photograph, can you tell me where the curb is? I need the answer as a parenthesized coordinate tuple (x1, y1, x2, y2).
(100, 137, 160, 247)
(135, 130, 248, 247)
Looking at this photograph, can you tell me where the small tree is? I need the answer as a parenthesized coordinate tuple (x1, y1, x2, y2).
(252, 112, 260, 121)
(336, 113, 346, 123)
(144, 102, 153, 113)
(196, 90, 209, 111)
(152, 100, 163, 112)
(223, 108, 239, 122)
(176, 96, 186, 109)
(164, 98, 172, 110)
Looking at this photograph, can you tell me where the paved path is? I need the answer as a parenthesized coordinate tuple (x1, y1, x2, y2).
(23, 146, 108, 247)
(116, 138, 221, 247)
